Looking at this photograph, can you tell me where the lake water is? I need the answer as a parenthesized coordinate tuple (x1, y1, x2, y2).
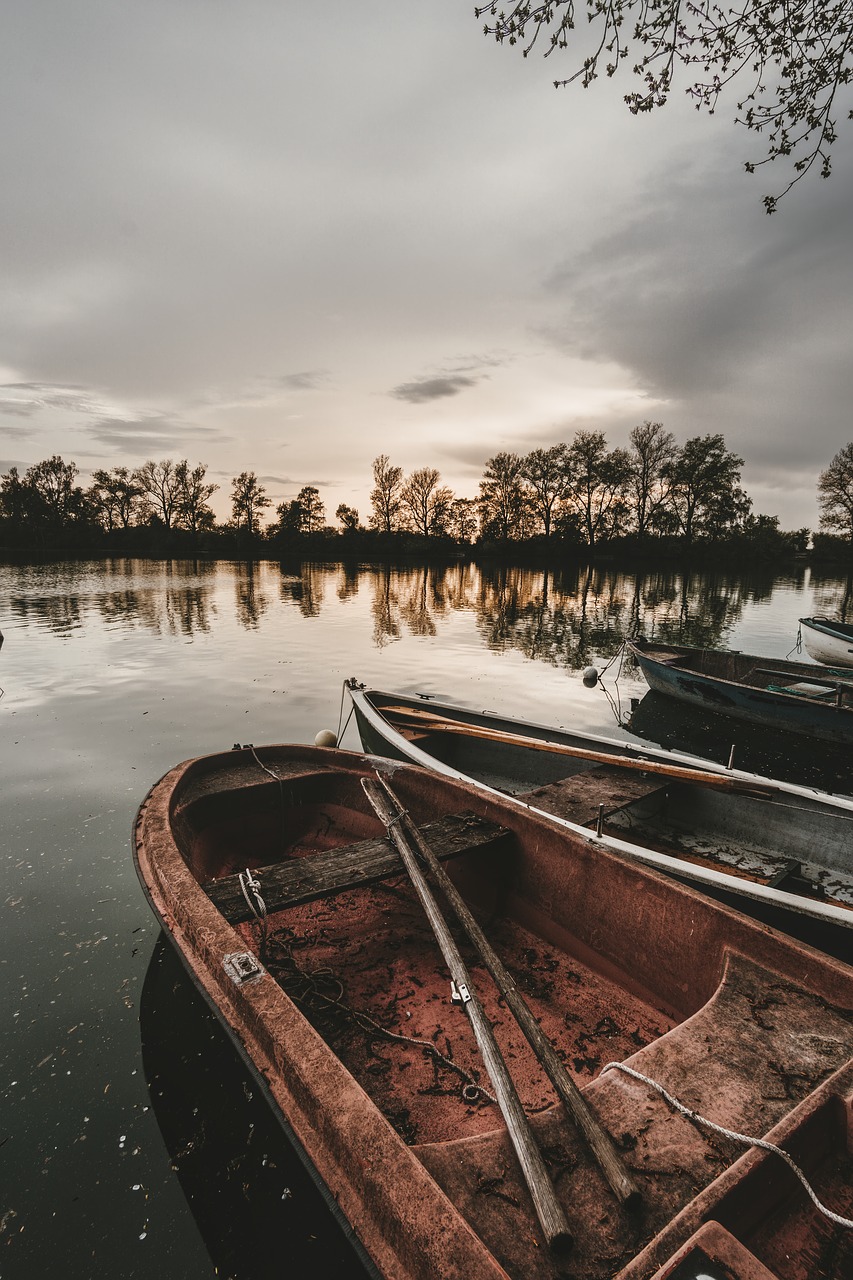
(1, 555, 850, 1278)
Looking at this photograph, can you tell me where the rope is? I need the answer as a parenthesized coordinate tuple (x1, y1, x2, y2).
(265, 931, 496, 1105)
(786, 623, 803, 661)
(597, 639, 628, 727)
(601, 1061, 853, 1230)
(238, 868, 267, 919)
(336, 680, 357, 745)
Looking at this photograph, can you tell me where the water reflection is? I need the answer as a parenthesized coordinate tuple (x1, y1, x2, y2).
(0, 558, 813, 665)
(141, 937, 368, 1280)
(279, 564, 326, 618)
(234, 562, 269, 630)
(809, 570, 853, 623)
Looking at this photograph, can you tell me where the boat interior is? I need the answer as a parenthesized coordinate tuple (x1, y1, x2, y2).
(637, 643, 853, 705)
(362, 695, 853, 912)
(163, 748, 853, 1280)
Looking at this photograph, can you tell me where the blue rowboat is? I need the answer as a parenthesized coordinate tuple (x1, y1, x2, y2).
(628, 638, 853, 747)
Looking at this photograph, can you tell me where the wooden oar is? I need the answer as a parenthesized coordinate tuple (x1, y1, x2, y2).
(373, 770, 641, 1210)
(361, 777, 574, 1255)
(380, 704, 775, 799)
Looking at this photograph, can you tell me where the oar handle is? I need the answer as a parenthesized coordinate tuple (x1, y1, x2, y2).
(361, 776, 573, 1255)
(373, 771, 641, 1210)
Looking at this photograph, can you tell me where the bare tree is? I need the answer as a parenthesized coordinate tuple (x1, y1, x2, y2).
(369, 454, 404, 533)
(818, 444, 853, 542)
(134, 459, 180, 530)
(400, 467, 454, 537)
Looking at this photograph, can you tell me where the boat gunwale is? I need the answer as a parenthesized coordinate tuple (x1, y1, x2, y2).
(800, 615, 853, 644)
(134, 748, 515, 1280)
(135, 743, 853, 1280)
(350, 686, 853, 930)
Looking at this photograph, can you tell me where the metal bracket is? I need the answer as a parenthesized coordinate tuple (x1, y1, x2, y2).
(450, 979, 471, 1006)
(223, 952, 263, 985)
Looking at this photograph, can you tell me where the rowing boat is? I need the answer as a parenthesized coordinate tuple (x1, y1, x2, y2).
(134, 743, 853, 1279)
(346, 682, 853, 936)
(628, 637, 853, 746)
(799, 616, 853, 668)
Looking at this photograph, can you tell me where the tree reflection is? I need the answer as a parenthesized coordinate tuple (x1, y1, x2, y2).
(810, 570, 853, 623)
(468, 562, 768, 670)
(278, 564, 326, 618)
(4, 558, 217, 637)
(234, 562, 269, 630)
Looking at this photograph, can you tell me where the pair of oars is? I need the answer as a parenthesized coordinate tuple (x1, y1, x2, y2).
(382, 703, 776, 799)
(360, 772, 640, 1256)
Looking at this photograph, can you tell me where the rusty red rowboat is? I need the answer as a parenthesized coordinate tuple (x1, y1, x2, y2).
(134, 744, 853, 1280)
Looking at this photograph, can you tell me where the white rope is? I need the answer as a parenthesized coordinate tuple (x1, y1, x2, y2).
(601, 1061, 853, 1230)
(238, 868, 267, 920)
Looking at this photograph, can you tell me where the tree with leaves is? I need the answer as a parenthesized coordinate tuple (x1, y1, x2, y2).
(25, 456, 87, 530)
(336, 503, 361, 533)
(230, 471, 271, 536)
(522, 444, 568, 539)
(274, 499, 304, 539)
(175, 461, 218, 534)
(563, 431, 632, 549)
(88, 467, 142, 531)
(818, 444, 853, 542)
(664, 434, 751, 541)
(0, 467, 28, 526)
(447, 497, 479, 543)
(478, 451, 532, 541)
(294, 485, 326, 533)
(369, 454, 404, 534)
(476, 0, 853, 209)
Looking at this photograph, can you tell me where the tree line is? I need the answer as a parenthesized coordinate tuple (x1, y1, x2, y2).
(2, 426, 851, 559)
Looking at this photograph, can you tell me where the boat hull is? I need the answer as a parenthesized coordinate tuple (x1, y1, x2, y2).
(135, 744, 853, 1280)
(800, 616, 853, 667)
(630, 640, 853, 747)
(348, 685, 853, 934)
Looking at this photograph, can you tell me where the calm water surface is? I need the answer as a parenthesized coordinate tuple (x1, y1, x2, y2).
(1, 556, 849, 1278)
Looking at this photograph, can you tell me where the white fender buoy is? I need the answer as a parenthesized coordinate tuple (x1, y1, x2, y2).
(314, 729, 338, 748)
(581, 666, 599, 688)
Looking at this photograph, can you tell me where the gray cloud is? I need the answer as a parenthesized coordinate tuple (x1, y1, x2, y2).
(273, 371, 330, 391)
(390, 375, 478, 404)
(85, 414, 222, 456)
(0, 0, 850, 529)
(0, 382, 105, 417)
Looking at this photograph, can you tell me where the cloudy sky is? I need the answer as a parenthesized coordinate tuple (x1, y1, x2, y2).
(2, 0, 851, 528)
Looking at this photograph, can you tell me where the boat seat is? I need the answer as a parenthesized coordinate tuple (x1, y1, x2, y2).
(764, 682, 838, 700)
(521, 764, 669, 827)
(204, 810, 515, 923)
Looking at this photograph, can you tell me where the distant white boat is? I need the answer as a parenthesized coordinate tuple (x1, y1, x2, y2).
(800, 615, 853, 667)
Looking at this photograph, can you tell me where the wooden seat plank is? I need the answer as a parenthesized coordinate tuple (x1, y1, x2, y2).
(522, 764, 668, 827)
(204, 810, 514, 923)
